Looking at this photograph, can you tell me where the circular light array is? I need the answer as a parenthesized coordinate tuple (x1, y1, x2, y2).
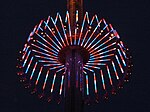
(17, 11, 132, 104)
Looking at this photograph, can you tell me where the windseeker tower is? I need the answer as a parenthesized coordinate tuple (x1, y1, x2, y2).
(17, 0, 132, 112)
(63, 1, 85, 112)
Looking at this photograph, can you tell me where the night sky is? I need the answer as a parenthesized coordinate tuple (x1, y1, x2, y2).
(1, 0, 150, 112)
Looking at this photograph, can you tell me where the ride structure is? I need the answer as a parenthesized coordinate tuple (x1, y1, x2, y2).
(17, 0, 132, 112)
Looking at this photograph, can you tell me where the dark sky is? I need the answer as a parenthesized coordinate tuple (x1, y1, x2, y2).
(1, 0, 150, 112)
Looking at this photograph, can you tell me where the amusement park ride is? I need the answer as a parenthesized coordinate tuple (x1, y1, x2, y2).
(16, 0, 132, 112)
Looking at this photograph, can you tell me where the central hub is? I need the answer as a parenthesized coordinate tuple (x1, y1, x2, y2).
(58, 46, 90, 65)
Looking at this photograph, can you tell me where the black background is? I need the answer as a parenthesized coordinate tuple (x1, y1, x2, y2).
(0, 0, 150, 112)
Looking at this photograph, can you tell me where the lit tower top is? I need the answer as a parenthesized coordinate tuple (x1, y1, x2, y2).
(67, 0, 83, 31)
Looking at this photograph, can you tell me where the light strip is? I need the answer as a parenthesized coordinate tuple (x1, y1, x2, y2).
(93, 72, 98, 93)
(25, 57, 33, 74)
(51, 73, 57, 93)
(23, 50, 31, 67)
(35, 66, 43, 85)
(30, 62, 38, 80)
(111, 61, 119, 80)
(100, 70, 106, 90)
(117, 49, 126, 66)
(115, 55, 124, 73)
(86, 75, 89, 95)
(43, 70, 50, 90)
(106, 66, 113, 85)
(59, 75, 64, 95)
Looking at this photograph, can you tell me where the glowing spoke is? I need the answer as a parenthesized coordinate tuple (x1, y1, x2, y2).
(106, 66, 113, 86)
(29, 25, 38, 37)
(115, 55, 124, 73)
(39, 60, 59, 64)
(23, 50, 31, 67)
(22, 46, 30, 60)
(84, 65, 100, 70)
(66, 11, 72, 45)
(93, 72, 98, 94)
(35, 55, 58, 61)
(50, 65, 64, 70)
(117, 49, 126, 67)
(35, 66, 43, 85)
(111, 61, 119, 80)
(80, 30, 89, 46)
(23, 44, 27, 52)
(89, 54, 114, 60)
(43, 63, 62, 67)
(120, 41, 125, 48)
(100, 70, 106, 90)
(51, 73, 57, 93)
(59, 75, 64, 95)
(86, 74, 89, 95)
(88, 59, 111, 63)
(84, 66, 93, 72)
(25, 57, 33, 74)
(86, 62, 106, 66)
(74, 28, 77, 45)
(109, 24, 114, 30)
(56, 67, 65, 73)
(43, 70, 50, 90)
(54, 12, 59, 24)
(30, 62, 38, 80)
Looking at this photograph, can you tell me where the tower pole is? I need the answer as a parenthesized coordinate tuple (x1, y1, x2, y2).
(64, 1, 84, 112)
(67, 0, 83, 31)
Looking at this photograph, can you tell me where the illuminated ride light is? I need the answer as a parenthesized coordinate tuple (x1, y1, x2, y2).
(16, 11, 132, 104)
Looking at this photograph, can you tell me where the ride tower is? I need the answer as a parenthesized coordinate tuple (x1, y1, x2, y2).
(16, 1, 133, 112)
(63, 0, 85, 112)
